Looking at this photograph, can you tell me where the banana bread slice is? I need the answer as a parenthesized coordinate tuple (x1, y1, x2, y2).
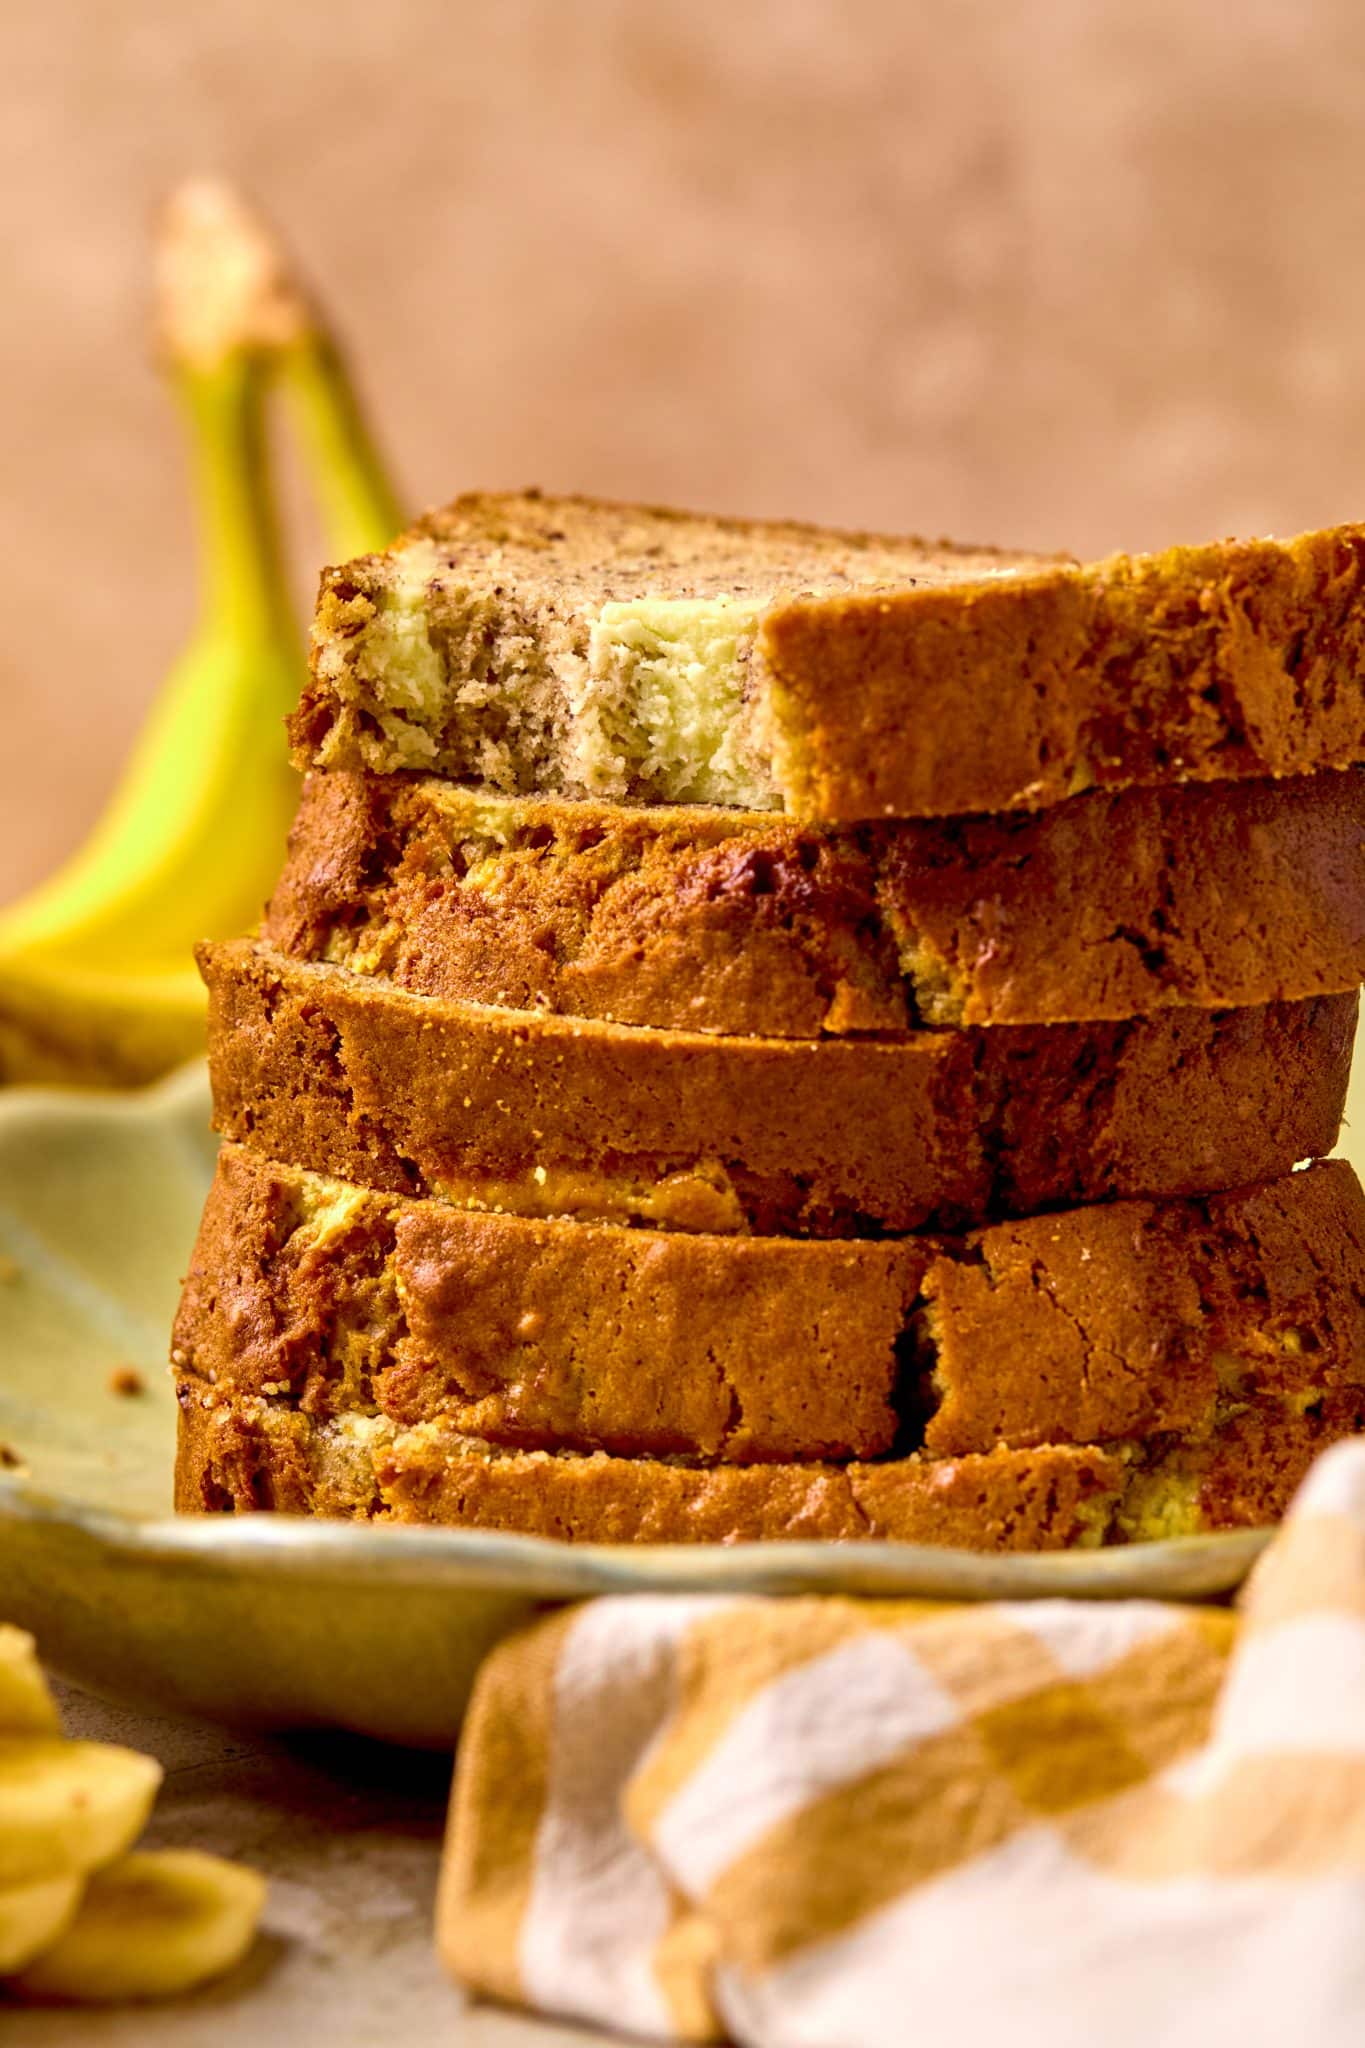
(201, 941, 1356, 1238)
(292, 490, 1365, 821)
(174, 1146, 1365, 1463)
(174, 1390, 1365, 1548)
(267, 767, 1365, 1034)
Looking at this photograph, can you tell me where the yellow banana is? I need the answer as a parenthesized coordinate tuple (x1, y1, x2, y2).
(0, 1874, 83, 1975)
(0, 181, 402, 1087)
(0, 1629, 61, 1740)
(0, 1736, 162, 1889)
(0, 1644, 83, 1971)
(0, 1626, 267, 1999)
(11, 1848, 266, 2003)
(0, 957, 209, 1089)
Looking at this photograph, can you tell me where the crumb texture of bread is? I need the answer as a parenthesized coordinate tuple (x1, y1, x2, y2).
(174, 1147, 1365, 1463)
(291, 491, 1365, 820)
(199, 940, 1356, 1238)
(266, 767, 1365, 1033)
(174, 1388, 1364, 1548)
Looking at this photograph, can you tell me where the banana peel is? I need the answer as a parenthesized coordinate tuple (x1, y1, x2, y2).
(0, 182, 403, 1087)
(278, 318, 404, 565)
(0, 959, 208, 1091)
(0, 349, 297, 1087)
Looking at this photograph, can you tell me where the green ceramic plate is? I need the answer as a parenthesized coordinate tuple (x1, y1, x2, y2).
(2, 1054, 1359, 1744)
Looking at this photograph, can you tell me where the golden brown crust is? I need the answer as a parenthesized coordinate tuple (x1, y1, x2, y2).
(172, 1143, 926, 1461)
(293, 490, 1365, 820)
(266, 768, 1365, 1033)
(762, 524, 1365, 817)
(173, 1394, 1126, 1548)
(200, 941, 1356, 1238)
(920, 1160, 1365, 1452)
(174, 1148, 1365, 1462)
(173, 1390, 1365, 1547)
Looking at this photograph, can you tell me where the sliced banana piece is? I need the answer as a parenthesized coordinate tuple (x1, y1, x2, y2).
(0, 1738, 162, 1888)
(0, 1628, 60, 1738)
(0, 1871, 83, 1973)
(12, 1848, 266, 2003)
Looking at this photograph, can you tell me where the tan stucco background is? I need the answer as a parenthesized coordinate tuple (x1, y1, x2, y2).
(6, 0, 1365, 900)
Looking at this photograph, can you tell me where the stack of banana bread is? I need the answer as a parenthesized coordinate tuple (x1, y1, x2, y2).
(172, 494, 1365, 1550)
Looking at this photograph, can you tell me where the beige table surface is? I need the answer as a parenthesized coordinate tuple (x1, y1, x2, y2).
(7, 1681, 609, 2047)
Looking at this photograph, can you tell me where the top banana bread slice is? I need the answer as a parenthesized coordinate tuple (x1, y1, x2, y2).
(292, 490, 1365, 821)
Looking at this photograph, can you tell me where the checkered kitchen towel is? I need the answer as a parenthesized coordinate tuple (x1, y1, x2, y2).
(439, 1440, 1365, 2048)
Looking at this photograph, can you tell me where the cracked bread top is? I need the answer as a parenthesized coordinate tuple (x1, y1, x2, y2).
(174, 1144, 1365, 1466)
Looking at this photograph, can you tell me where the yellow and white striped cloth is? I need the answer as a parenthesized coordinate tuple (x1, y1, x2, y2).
(439, 1440, 1365, 2047)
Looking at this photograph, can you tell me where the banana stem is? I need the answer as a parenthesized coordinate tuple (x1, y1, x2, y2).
(175, 355, 295, 648)
(156, 176, 405, 565)
(279, 332, 405, 559)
